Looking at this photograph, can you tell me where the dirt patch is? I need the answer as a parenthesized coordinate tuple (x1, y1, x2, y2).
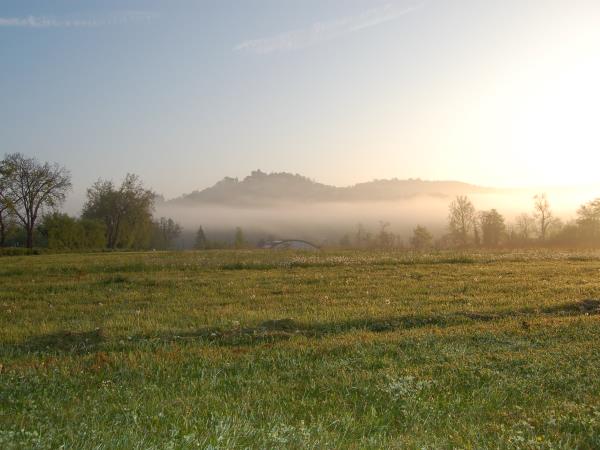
(23, 328, 104, 354)
(260, 319, 298, 331)
(578, 299, 600, 313)
(461, 312, 500, 321)
(544, 299, 600, 315)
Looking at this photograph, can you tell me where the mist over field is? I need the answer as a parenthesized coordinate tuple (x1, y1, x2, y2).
(156, 183, 600, 244)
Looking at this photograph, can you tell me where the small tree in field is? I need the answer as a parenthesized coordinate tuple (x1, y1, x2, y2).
(0, 153, 72, 248)
(234, 227, 246, 249)
(448, 195, 476, 247)
(533, 193, 555, 241)
(376, 221, 394, 249)
(410, 225, 433, 250)
(515, 213, 535, 242)
(576, 198, 600, 244)
(479, 209, 506, 247)
(355, 223, 371, 248)
(194, 226, 208, 250)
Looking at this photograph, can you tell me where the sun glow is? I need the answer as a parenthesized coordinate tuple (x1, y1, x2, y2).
(509, 60, 600, 183)
(442, 23, 600, 189)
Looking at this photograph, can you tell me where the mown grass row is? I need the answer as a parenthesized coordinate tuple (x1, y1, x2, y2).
(1, 250, 600, 448)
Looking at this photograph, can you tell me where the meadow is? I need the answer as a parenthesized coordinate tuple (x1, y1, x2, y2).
(1, 249, 600, 449)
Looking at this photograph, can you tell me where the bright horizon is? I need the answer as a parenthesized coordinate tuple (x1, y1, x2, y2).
(2, 0, 600, 208)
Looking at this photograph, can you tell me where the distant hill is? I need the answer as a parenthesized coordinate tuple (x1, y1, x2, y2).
(167, 170, 495, 206)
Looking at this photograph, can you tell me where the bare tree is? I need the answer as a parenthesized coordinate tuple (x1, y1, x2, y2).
(0, 166, 11, 246)
(0, 154, 72, 248)
(533, 193, 555, 241)
(515, 213, 535, 241)
(376, 221, 394, 249)
(448, 196, 476, 247)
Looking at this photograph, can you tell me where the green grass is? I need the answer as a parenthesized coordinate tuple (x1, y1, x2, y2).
(2, 250, 600, 449)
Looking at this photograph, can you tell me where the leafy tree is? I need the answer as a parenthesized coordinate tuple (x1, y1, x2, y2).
(479, 209, 506, 247)
(448, 196, 476, 247)
(0, 153, 72, 248)
(40, 213, 106, 250)
(80, 218, 108, 248)
(533, 193, 555, 241)
(82, 174, 154, 249)
(576, 198, 600, 244)
(0, 202, 11, 247)
(234, 227, 246, 249)
(151, 217, 182, 249)
(547, 217, 564, 240)
(410, 225, 433, 250)
(0, 216, 20, 247)
(41, 213, 82, 249)
(194, 226, 208, 250)
(552, 221, 580, 246)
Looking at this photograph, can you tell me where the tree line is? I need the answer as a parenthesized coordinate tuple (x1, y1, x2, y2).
(3, 153, 600, 251)
(339, 193, 600, 250)
(0, 154, 183, 250)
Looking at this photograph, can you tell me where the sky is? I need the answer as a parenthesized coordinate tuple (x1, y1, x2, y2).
(1, 0, 600, 210)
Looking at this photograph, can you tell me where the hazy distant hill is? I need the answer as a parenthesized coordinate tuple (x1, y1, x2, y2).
(168, 170, 494, 206)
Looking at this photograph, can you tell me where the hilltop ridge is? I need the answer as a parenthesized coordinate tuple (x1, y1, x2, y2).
(167, 170, 494, 206)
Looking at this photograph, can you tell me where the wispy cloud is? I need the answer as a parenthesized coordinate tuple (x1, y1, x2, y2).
(235, 3, 422, 54)
(0, 11, 156, 28)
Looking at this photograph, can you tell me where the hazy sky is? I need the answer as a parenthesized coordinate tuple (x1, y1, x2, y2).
(2, 0, 600, 207)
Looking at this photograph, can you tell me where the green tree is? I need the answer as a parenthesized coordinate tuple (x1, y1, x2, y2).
(410, 225, 433, 250)
(194, 226, 208, 250)
(41, 213, 106, 250)
(151, 217, 182, 249)
(0, 203, 11, 247)
(80, 218, 108, 248)
(448, 196, 476, 247)
(0, 153, 72, 248)
(234, 227, 246, 249)
(42, 213, 83, 249)
(82, 174, 154, 249)
(479, 209, 506, 247)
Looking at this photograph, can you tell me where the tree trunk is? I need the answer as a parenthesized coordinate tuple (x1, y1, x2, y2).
(0, 217, 5, 247)
(26, 226, 34, 249)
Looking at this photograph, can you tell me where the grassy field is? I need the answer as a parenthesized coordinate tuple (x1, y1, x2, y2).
(1, 250, 600, 449)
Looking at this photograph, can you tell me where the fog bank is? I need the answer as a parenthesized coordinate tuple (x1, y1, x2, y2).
(156, 188, 598, 244)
